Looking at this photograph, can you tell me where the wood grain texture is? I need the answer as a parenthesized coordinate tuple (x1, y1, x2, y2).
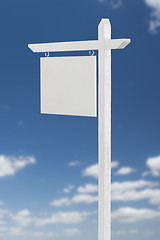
(98, 19, 111, 240)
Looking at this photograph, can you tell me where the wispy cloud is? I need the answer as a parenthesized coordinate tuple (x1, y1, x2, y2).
(63, 185, 74, 193)
(0, 226, 55, 238)
(17, 120, 24, 127)
(0, 105, 11, 111)
(35, 211, 93, 226)
(112, 207, 160, 222)
(141, 171, 149, 177)
(112, 186, 160, 204)
(112, 231, 126, 235)
(110, 0, 122, 8)
(0, 155, 36, 177)
(50, 198, 72, 207)
(128, 229, 138, 234)
(82, 163, 98, 178)
(50, 193, 98, 206)
(75, 180, 160, 204)
(82, 161, 119, 178)
(112, 180, 160, 204)
(9, 209, 94, 227)
(112, 180, 158, 192)
(9, 227, 28, 237)
(68, 161, 81, 167)
(50, 179, 160, 206)
(112, 229, 138, 235)
(98, 0, 122, 8)
(64, 228, 79, 236)
(0, 207, 94, 230)
(77, 184, 98, 193)
(115, 167, 136, 175)
(144, 0, 160, 33)
(0, 209, 9, 220)
(72, 194, 98, 204)
(11, 209, 33, 227)
(32, 232, 55, 238)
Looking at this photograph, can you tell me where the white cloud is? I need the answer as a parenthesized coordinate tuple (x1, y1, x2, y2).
(82, 164, 98, 178)
(112, 231, 126, 235)
(35, 211, 91, 226)
(47, 232, 56, 238)
(112, 229, 138, 235)
(0, 209, 9, 219)
(112, 180, 160, 204)
(112, 207, 160, 222)
(9, 227, 27, 237)
(53, 180, 160, 206)
(141, 171, 149, 177)
(50, 198, 72, 207)
(77, 180, 155, 195)
(128, 229, 138, 234)
(146, 155, 160, 176)
(113, 188, 160, 204)
(33, 232, 45, 237)
(50, 193, 98, 206)
(115, 167, 135, 175)
(72, 194, 98, 204)
(12, 209, 32, 226)
(144, 0, 160, 33)
(0, 155, 36, 177)
(112, 180, 157, 192)
(111, 161, 119, 168)
(82, 161, 119, 178)
(0, 226, 55, 238)
(68, 161, 80, 167)
(0, 221, 5, 225)
(77, 184, 98, 193)
(144, 230, 155, 235)
(64, 228, 79, 236)
(149, 190, 160, 204)
(33, 232, 55, 238)
(0, 226, 7, 231)
(110, 0, 122, 8)
(63, 185, 74, 193)
(98, 0, 122, 8)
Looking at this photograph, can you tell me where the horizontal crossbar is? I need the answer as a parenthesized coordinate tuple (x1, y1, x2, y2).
(28, 39, 130, 53)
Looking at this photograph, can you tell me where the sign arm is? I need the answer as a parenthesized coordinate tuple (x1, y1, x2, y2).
(28, 39, 130, 53)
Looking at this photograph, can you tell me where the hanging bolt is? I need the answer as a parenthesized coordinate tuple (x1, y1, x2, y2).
(89, 50, 94, 56)
(45, 52, 50, 57)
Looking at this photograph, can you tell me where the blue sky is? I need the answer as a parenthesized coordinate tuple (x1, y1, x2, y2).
(0, 0, 160, 239)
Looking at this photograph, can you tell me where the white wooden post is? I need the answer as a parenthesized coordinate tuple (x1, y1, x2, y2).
(98, 19, 111, 240)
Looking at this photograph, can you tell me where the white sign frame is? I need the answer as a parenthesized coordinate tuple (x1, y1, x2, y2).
(28, 19, 131, 240)
(40, 56, 97, 117)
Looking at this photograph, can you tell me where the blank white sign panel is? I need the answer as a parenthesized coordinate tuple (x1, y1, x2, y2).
(40, 56, 97, 117)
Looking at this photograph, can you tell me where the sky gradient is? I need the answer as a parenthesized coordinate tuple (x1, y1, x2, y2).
(0, 0, 160, 239)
